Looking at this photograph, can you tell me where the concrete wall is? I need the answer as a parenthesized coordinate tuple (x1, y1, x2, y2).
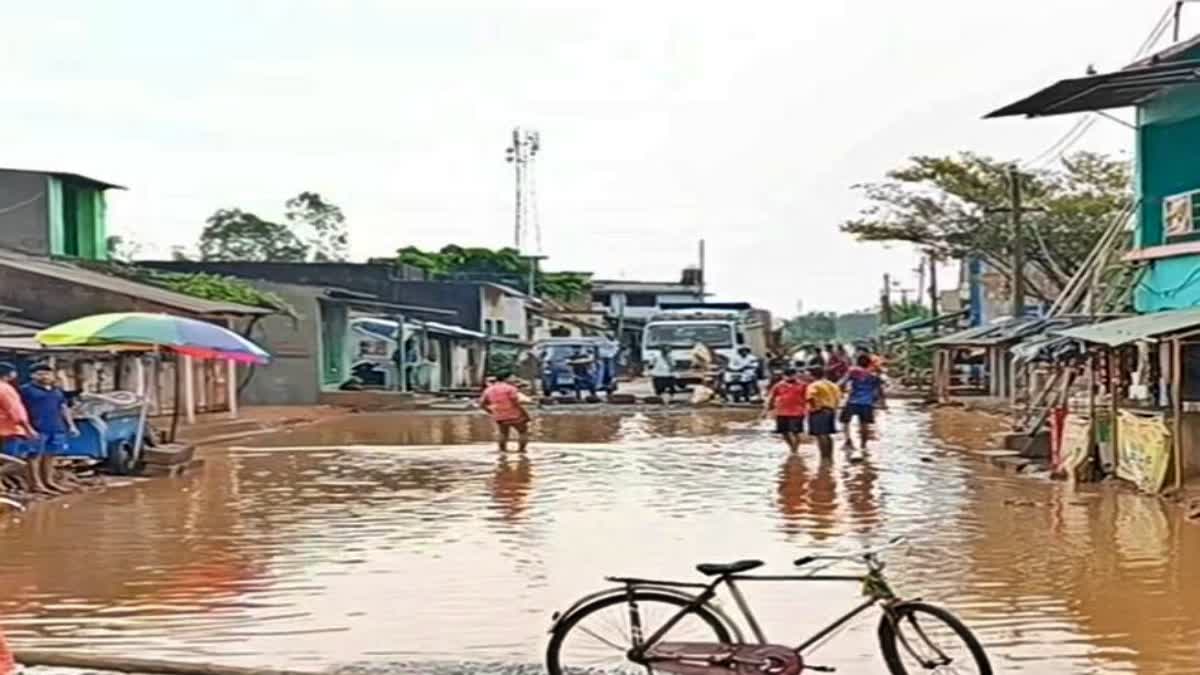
(238, 281, 325, 405)
(0, 171, 50, 255)
(480, 286, 528, 338)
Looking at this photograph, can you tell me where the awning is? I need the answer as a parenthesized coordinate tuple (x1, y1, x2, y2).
(986, 59, 1200, 118)
(1054, 307, 1200, 346)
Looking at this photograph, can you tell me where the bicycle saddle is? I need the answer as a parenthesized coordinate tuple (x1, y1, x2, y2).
(696, 559, 764, 576)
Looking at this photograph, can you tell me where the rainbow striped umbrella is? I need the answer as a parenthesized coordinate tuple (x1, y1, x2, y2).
(36, 312, 270, 365)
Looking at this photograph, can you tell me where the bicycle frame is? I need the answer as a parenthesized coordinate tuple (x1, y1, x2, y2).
(622, 567, 898, 659)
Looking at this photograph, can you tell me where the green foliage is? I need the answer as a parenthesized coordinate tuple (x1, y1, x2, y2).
(199, 208, 309, 262)
(73, 260, 296, 317)
(888, 300, 930, 325)
(841, 151, 1131, 300)
(387, 245, 589, 302)
(104, 235, 142, 262)
(783, 311, 882, 346)
(286, 191, 349, 262)
(198, 192, 349, 263)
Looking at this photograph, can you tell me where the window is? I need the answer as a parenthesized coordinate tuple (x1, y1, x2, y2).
(1164, 190, 1200, 239)
(496, 320, 506, 336)
(592, 292, 612, 305)
(626, 293, 657, 307)
(484, 319, 495, 335)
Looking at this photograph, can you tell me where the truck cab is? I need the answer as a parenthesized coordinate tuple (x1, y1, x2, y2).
(642, 308, 763, 385)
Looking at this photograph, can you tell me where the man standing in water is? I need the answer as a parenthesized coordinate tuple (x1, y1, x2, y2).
(0, 363, 37, 492)
(806, 366, 840, 458)
(839, 354, 884, 451)
(21, 364, 79, 493)
(764, 367, 807, 452)
(479, 372, 530, 453)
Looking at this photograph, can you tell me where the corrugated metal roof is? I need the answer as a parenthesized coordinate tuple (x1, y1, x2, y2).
(926, 317, 1089, 347)
(0, 167, 124, 190)
(0, 252, 271, 316)
(1054, 308, 1200, 346)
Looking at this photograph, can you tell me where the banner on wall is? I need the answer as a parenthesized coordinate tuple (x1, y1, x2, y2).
(1116, 410, 1172, 493)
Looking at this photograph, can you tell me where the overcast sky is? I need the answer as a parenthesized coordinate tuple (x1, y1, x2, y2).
(0, 0, 1172, 315)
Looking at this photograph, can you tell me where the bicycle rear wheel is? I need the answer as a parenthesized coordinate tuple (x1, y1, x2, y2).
(877, 601, 991, 675)
(546, 590, 734, 675)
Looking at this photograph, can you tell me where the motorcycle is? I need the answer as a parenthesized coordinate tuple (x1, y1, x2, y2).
(720, 365, 760, 403)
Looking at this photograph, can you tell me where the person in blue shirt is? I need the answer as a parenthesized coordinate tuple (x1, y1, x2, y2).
(839, 354, 884, 451)
(20, 364, 79, 494)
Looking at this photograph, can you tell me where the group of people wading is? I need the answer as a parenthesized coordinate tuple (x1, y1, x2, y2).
(764, 346, 885, 457)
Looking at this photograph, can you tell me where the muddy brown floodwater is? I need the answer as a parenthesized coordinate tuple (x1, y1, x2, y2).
(3, 402, 1200, 674)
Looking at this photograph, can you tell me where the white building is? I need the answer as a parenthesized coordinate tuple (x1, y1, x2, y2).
(591, 276, 705, 321)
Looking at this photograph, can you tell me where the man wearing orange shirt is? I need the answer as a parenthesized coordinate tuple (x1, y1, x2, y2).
(0, 363, 37, 492)
(479, 371, 531, 453)
(765, 367, 808, 453)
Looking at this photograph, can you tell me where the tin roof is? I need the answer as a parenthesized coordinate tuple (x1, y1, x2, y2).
(986, 34, 1200, 118)
(1054, 307, 1200, 346)
(0, 250, 271, 316)
(0, 167, 124, 190)
(927, 316, 1093, 347)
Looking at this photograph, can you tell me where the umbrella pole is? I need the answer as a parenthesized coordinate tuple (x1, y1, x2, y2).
(132, 355, 150, 466)
(171, 352, 182, 443)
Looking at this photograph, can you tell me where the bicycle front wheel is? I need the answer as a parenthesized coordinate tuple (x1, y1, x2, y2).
(546, 590, 734, 675)
(877, 601, 992, 675)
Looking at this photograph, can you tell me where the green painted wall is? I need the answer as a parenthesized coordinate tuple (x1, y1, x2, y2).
(47, 179, 109, 260)
(1134, 50, 1200, 311)
(46, 177, 64, 256)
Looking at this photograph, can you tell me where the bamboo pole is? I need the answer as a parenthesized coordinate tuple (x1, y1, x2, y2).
(13, 651, 315, 675)
(1111, 347, 1121, 477)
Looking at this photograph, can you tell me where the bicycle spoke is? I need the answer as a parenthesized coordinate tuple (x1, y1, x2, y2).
(575, 623, 629, 652)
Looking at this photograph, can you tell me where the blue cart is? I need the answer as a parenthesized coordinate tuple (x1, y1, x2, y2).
(7, 410, 147, 475)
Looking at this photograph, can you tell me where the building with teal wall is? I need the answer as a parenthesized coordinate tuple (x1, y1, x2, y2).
(0, 168, 122, 261)
(989, 35, 1200, 314)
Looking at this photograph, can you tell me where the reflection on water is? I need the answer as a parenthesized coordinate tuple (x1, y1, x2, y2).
(2, 404, 1200, 673)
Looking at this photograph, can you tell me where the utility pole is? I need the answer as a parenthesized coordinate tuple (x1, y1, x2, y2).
(988, 166, 1033, 319)
(928, 252, 939, 316)
(1008, 165, 1025, 319)
(505, 127, 540, 251)
(913, 257, 926, 308)
(698, 239, 706, 300)
(881, 273, 893, 325)
(1175, 1, 1185, 42)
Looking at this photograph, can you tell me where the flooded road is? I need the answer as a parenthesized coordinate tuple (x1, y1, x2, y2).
(2, 402, 1199, 673)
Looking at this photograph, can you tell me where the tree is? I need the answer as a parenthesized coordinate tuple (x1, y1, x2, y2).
(105, 235, 142, 262)
(198, 208, 309, 262)
(841, 151, 1131, 301)
(286, 191, 349, 262)
(385, 245, 589, 302)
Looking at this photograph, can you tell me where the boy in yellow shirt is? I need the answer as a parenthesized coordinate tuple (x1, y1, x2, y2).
(805, 367, 841, 458)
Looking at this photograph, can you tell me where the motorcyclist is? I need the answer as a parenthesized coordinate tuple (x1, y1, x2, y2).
(727, 347, 761, 400)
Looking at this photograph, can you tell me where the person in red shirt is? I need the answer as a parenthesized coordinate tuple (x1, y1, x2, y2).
(479, 371, 531, 453)
(764, 367, 808, 452)
(0, 363, 37, 493)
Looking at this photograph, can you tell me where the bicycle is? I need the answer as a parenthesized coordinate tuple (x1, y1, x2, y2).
(546, 537, 991, 674)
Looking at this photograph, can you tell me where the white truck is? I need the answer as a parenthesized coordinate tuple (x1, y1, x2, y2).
(641, 305, 769, 385)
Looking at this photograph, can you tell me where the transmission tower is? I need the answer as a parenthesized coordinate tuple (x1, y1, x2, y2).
(505, 127, 541, 252)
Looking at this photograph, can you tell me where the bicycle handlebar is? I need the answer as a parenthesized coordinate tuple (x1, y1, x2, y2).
(793, 536, 907, 567)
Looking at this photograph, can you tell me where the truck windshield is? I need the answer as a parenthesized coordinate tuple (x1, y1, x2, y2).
(646, 323, 733, 348)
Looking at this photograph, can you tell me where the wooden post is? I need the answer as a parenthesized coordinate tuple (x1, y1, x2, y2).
(227, 360, 239, 419)
(1172, 337, 1184, 491)
(134, 357, 146, 397)
(1110, 347, 1120, 476)
(183, 355, 196, 425)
